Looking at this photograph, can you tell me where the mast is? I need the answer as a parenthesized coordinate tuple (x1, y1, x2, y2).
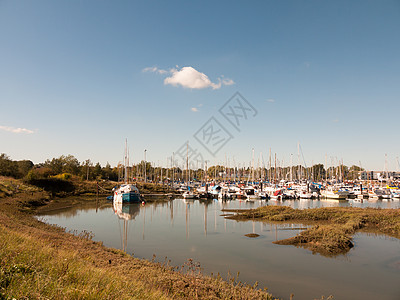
(233, 157, 236, 184)
(144, 149, 147, 183)
(186, 142, 189, 189)
(325, 154, 328, 182)
(251, 148, 255, 184)
(124, 139, 128, 184)
(298, 142, 301, 181)
(269, 148, 272, 183)
(311, 160, 314, 181)
(225, 153, 227, 183)
(384, 153, 388, 182)
(290, 154, 293, 182)
(204, 160, 208, 186)
(172, 152, 175, 189)
(259, 152, 264, 182)
(274, 153, 277, 185)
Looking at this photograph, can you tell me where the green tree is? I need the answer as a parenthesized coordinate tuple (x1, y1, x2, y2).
(44, 155, 80, 175)
(63, 155, 80, 175)
(81, 159, 93, 180)
(0, 153, 15, 177)
(102, 162, 112, 180)
(93, 162, 102, 179)
(16, 160, 34, 178)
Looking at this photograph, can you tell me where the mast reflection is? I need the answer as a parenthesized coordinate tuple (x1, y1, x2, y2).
(113, 201, 141, 252)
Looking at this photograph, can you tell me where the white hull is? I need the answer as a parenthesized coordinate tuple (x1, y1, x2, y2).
(113, 184, 141, 203)
(183, 191, 198, 199)
(321, 190, 348, 200)
(299, 192, 313, 199)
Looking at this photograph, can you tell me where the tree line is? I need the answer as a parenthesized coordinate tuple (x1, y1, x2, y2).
(0, 153, 365, 183)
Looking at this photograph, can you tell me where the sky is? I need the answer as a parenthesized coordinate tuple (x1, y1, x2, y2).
(0, 0, 399, 171)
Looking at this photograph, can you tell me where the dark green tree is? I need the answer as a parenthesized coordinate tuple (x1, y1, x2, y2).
(93, 162, 102, 179)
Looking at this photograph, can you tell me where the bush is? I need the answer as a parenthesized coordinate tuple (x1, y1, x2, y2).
(52, 173, 72, 180)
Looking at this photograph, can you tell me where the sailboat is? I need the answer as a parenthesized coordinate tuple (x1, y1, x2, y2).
(113, 140, 141, 203)
(320, 187, 349, 200)
(182, 142, 198, 199)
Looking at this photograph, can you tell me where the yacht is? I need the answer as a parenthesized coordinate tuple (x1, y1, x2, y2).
(113, 140, 141, 204)
(320, 188, 349, 200)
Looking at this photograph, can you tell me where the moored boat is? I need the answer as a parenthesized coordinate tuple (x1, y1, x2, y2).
(183, 190, 199, 199)
(113, 184, 141, 203)
(320, 188, 348, 200)
(113, 139, 141, 204)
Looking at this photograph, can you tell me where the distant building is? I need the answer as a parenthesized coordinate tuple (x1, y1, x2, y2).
(360, 171, 400, 181)
(360, 171, 376, 180)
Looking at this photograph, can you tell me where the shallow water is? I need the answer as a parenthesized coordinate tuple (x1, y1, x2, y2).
(38, 198, 400, 300)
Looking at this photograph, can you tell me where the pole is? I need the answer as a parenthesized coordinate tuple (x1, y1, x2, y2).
(144, 149, 147, 183)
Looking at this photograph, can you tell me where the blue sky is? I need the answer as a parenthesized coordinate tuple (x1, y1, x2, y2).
(1, 0, 399, 171)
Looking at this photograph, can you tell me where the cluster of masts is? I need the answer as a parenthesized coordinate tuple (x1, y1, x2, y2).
(115, 141, 400, 188)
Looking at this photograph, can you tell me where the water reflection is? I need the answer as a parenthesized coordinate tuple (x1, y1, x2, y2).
(113, 202, 141, 251)
(113, 202, 141, 220)
(38, 198, 400, 300)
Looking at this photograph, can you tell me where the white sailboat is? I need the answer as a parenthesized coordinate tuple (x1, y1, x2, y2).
(113, 140, 141, 204)
(182, 142, 198, 199)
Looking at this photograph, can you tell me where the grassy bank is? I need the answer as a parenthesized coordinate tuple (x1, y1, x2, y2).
(0, 179, 275, 299)
(0, 174, 176, 198)
(225, 206, 400, 256)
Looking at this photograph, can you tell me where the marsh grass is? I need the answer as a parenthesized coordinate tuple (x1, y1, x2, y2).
(244, 233, 260, 238)
(0, 226, 163, 300)
(226, 206, 400, 256)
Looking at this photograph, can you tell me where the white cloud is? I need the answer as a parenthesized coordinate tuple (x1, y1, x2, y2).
(0, 125, 35, 134)
(222, 78, 235, 86)
(191, 107, 198, 112)
(266, 99, 275, 103)
(143, 66, 157, 73)
(144, 65, 235, 90)
(142, 66, 168, 75)
(164, 66, 223, 90)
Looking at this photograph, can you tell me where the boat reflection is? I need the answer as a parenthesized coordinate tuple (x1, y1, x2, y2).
(113, 201, 141, 221)
(113, 201, 142, 251)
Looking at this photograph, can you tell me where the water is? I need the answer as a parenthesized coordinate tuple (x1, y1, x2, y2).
(38, 198, 400, 300)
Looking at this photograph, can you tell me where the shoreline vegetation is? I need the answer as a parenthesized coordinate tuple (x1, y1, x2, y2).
(0, 177, 276, 299)
(224, 206, 400, 256)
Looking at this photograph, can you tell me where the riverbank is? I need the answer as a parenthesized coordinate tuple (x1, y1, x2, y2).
(224, 206, 400, 256)
(0, 178, 274, 299)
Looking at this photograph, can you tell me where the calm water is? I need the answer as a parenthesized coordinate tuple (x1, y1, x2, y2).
(38, 198, 400, 300)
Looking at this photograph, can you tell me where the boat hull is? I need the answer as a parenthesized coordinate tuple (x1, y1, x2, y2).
(321, 190, 348, 200)
(114, 191, 141, 203)
(122, 191, 141, 203)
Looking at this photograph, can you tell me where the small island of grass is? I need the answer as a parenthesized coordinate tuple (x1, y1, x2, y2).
(224, 206, 400, 256)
